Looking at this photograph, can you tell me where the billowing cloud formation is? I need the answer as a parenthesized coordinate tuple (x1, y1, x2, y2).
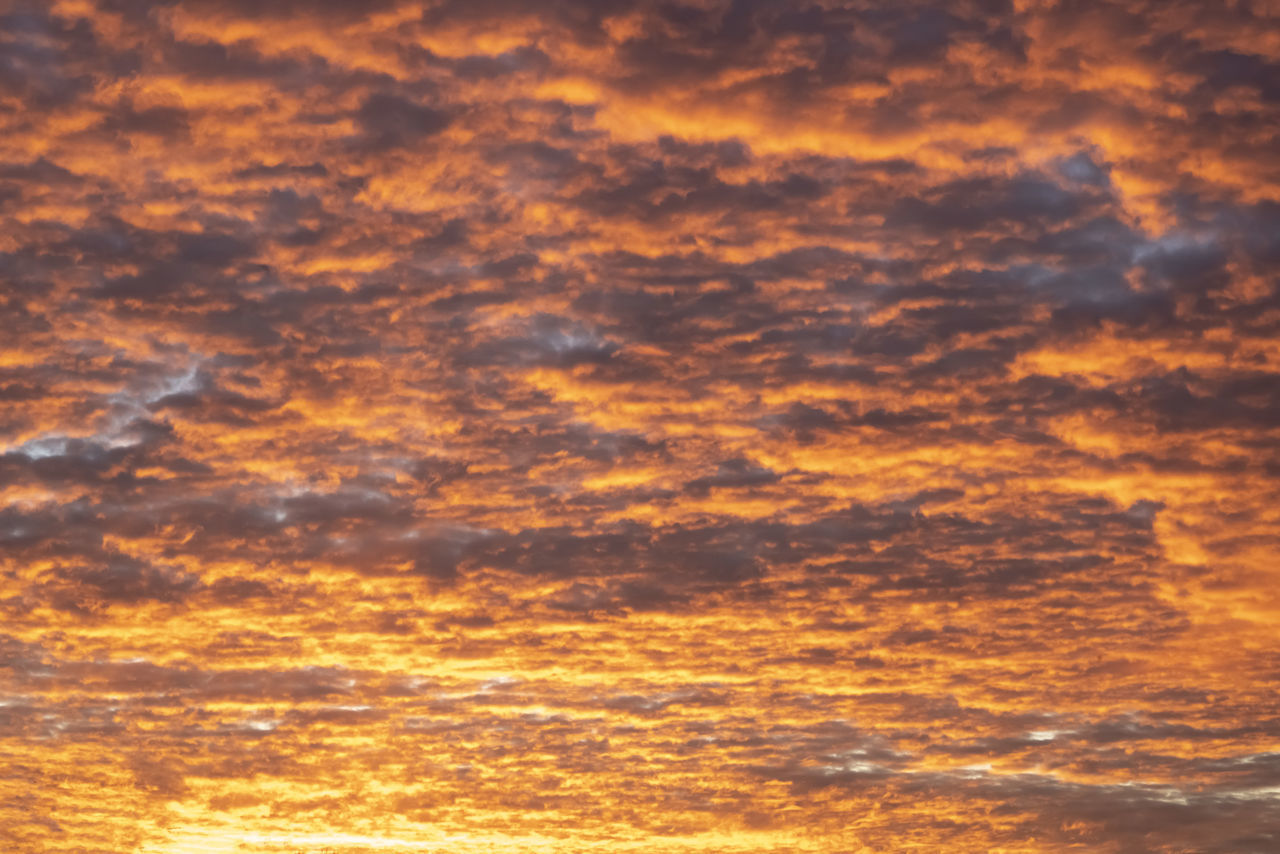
(2, 0, 1279, 851)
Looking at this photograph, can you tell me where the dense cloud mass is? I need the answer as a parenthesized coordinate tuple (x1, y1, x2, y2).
(2, 0, 1279, 851)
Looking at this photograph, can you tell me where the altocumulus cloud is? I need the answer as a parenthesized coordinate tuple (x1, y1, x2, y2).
(1, 0, 1279, 851)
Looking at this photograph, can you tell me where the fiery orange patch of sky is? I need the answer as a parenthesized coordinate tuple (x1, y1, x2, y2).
(2, 0, 1279, 852)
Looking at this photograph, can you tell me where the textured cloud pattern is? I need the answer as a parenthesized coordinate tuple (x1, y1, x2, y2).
(2, 1, 1280, 851)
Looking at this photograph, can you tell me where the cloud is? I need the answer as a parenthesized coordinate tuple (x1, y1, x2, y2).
(2, 0, 1278, 850)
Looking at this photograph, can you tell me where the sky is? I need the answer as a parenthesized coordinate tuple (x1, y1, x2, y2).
(1, 0, 1279, 851)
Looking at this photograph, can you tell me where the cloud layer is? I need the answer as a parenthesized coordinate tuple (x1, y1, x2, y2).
(2, 0, 1279, 851)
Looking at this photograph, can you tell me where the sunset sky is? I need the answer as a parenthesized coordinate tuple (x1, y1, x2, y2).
(2, 0, 1279, 851)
